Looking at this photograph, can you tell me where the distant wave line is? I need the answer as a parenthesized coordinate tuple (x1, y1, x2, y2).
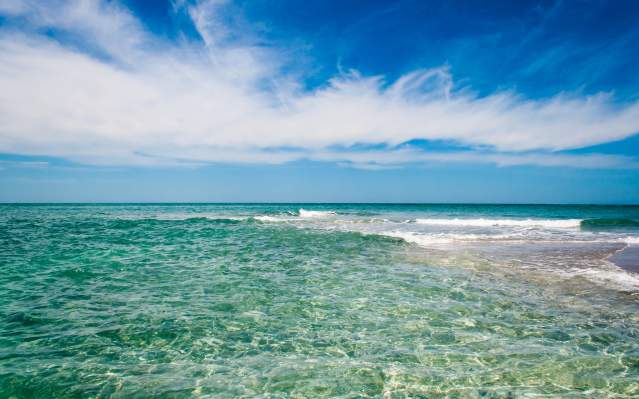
(415, 218, 582, 228)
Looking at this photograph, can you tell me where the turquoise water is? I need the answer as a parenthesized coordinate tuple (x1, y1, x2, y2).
(1, 204, 639, 398)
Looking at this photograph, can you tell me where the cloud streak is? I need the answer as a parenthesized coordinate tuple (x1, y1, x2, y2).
(0, 0, 638, 169)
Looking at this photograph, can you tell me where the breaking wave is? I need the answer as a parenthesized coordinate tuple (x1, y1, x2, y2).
(623, 236, 639, 245)
(298, 209, 336, 218)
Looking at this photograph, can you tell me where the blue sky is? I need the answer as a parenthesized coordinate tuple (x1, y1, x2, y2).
(1, 0, 638, 203)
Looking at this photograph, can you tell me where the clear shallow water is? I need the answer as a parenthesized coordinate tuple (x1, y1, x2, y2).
(1, 204, 639, 398)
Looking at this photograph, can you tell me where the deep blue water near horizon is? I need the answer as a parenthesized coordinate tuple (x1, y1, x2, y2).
(4, 202, 639, 223)
(1, 203, 638, 397)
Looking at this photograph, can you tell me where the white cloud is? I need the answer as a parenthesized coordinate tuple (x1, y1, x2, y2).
(317, 149, 639, 170)
(0, 0, 638, 169)
(0, 0, 147, 62)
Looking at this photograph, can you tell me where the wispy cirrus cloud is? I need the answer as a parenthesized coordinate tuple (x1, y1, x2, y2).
(0, 0, 638, 169)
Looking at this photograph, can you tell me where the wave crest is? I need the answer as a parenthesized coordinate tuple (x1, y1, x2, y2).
(299, 209, 336, 218)
(623, 236, 639, 245)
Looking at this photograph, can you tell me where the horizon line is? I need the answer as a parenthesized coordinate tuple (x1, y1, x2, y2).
(2, 202, 638, 206)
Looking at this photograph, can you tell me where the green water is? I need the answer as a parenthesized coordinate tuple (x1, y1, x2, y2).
(1, 204, 638, 398)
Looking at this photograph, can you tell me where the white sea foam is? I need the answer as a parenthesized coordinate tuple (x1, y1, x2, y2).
(383, 231, 639, 291)
(254, 215, 282, 222)
(623, 236, 639, 245)
(334, 218, 391, 224)
(381, 231, 455, 245)
(299, 209, 336, 218)
(564, 266, 639, 291)
(415, 218, 582, 229)
(379, 231, 521, 245)
(208, 216, 247, 221)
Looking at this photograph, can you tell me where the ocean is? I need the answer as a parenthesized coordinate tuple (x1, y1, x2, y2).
(1, 204, 638, 398)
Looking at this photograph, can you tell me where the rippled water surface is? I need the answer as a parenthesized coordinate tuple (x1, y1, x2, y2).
(1, 204, 639, 398)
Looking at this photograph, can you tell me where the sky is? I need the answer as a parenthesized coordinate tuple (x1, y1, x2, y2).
(0, 0, 638, 203)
